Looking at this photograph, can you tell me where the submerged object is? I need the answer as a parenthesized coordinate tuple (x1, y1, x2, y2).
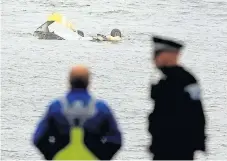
(34, 12, 122, 42)
(91, 29, 121, 42)
(33, 12, 83, 40)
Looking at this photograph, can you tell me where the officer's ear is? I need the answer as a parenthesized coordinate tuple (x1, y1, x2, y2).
(173, 50, 181, 57)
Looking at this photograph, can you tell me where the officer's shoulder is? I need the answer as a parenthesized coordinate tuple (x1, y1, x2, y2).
(181, 67, 202, 100)
(180, 67, 198, 85)
(95, 99, 111, 114)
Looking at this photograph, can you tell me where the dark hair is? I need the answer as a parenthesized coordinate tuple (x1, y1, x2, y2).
(70, 77, 88, 89)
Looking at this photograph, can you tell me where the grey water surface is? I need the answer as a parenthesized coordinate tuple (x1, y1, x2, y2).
(1, 0, 227, 160)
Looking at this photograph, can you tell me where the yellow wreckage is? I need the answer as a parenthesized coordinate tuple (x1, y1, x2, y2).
(47, 12, 75, 31)
(34, 12, 122, 41)
(53, 127, 97, 160)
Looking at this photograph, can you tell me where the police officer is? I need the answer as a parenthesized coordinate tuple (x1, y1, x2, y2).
(147, 36, 207, 160)
(33, 65, 122, 160)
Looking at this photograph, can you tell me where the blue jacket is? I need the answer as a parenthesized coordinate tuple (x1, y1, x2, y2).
(33, 89, 122, 160)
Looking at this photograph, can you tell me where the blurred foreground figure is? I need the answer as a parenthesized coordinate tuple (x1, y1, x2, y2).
(33, 65, 122, 160)
(148, 36, 207, 160)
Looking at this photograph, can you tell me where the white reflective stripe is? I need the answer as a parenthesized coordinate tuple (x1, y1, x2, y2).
(60, 96, 68, 110)
(184, 83, 201, 100)
(88, 96, 96, 115)
(60, 96, 96, 126)
(60, 96, 74, 126)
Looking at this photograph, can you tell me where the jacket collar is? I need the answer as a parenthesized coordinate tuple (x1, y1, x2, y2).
(68, 88, 90, 95)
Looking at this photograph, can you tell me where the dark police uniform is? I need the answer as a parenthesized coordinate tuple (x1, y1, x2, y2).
(148, 36, 207, 160)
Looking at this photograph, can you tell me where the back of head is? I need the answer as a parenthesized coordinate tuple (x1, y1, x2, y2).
(69, 65, 90, 89)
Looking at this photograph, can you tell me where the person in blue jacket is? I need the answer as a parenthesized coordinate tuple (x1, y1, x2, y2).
(32, 65, 122, 160)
